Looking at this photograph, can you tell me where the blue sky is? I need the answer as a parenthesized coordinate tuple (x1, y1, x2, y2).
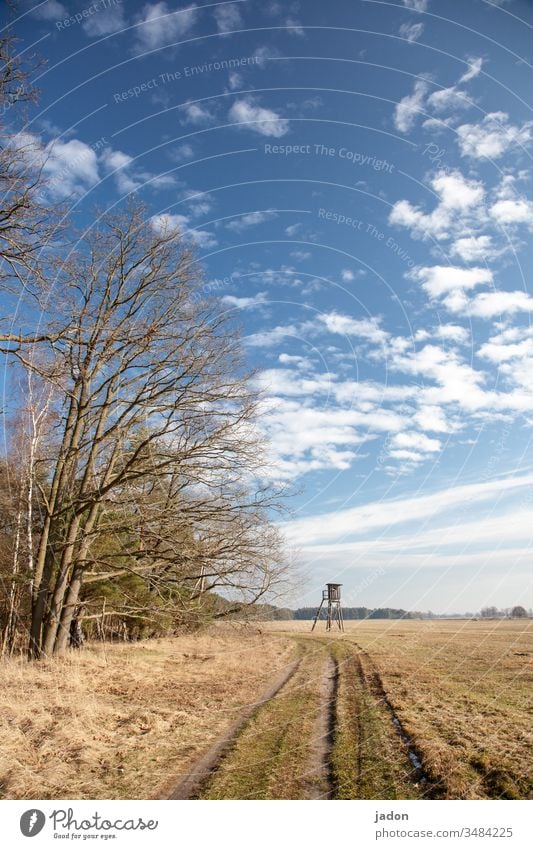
(6, 0, 533, 612)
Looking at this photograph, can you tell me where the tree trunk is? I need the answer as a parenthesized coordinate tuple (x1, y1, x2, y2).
(54, 567, 83, 655)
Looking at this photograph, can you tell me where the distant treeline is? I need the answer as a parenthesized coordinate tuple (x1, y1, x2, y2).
(255, 606, 435, 620)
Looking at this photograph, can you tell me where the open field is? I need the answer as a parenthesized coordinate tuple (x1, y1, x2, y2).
(0, 620, 531, 800)
(0, 628, 294, 800)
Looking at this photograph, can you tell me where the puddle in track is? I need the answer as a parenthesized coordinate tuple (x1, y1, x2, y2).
(356, 648, 431, 787)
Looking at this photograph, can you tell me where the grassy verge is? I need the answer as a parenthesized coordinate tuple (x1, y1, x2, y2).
(0, 627, 295, 799)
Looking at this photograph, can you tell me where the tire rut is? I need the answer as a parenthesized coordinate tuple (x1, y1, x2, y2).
(353, 644, 443, 796)
(161, 656, 301, 800)
(301, 653, 339, 799)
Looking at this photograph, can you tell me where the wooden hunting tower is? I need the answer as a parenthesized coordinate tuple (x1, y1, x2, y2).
(311, 583, 344, 632)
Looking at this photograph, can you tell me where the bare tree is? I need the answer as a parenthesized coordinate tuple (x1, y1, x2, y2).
(0, 33, 65, 344)
(15, 207, 288, 657)
(0, 371, 52, 654)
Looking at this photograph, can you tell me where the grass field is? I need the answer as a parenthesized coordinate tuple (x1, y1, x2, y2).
(0, 620, 531, 800)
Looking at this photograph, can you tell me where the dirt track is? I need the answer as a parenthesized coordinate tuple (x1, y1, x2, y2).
(163, 657, 301, 800)
(160, 635, 437, 800)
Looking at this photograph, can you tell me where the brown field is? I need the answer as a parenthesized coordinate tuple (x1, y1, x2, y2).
(0, 619, 531, 800)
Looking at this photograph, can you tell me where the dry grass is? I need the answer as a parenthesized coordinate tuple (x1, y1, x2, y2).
(2, 619, 531, 800)
(267, 619, 533, 799)
(0, 626, 294, 800)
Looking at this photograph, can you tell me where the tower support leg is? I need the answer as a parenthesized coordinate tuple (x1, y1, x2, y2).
(311, 599, 324, 631)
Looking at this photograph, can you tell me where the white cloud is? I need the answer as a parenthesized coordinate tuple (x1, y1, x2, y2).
(15, 134, 100, 199)
(389, 170, 485, 241)
(490, 197, 533, 227)
(389, 344, 490, 411)
(214, 3, 242, 33)
(290, 249, 312, 261)
(228, 71, 243, 90)
(246, 322, 303, 347)
(341, 269, 354, 282)
(427, 86, 470, 113)
(222, 292, 267, 309)
(134, 2, 197, 52)
(399, 22, 424, 42)
(282, 472, 533, 546)
(226, 210, 277, 232)
(286, 18, 305, 36)
(150, 212, 217, 248)
(285, 223, 302, 237)
(468, 290, 533, 318)
(228, 98, 289, 137)
(320, 313, 389, 345)
(409, 265, 496, 316)
(434, 324, 470, 343)
(170, 143, 195, 161)
(478, 327, 533, 364)
(258, 397, 369, 479)
(458, 56, 483, 84)
(414, 404, 453, 432)
(83, 4, 126, 35)
(410, 265, 492, 299)
(394, 79, 429, 133)
(431, 171, 485, 209)
(180, 101, 215, 125)
(28, 0, 66, 19)
(457, 112, 532, 159)
(100, 146, 176, 194)
(391, 430, 441, 454)
(278, 354, 313, 369)
(451, 235, 495, 262)
(401, 0, 428, 10)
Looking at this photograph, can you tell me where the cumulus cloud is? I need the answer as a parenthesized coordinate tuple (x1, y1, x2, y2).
(410, 265, 492, 299)
(490, 197, 533, 227)
(83, 3, 126, 35)
(389, 170, 485, 241)
(457, 112, 532, 159)
(401, 0, 428, 10)
(180, 101, 216, 125)
(394, 79, 429, 133)
(134, 2, 197, 52)
(286, 17, 305, 36)
(410, 266, 532, 319)
(320, 313, 389, 345)
(467, 290, 533, 318)
(478, 326, 533, 363)
(214, 3, 242, 33)
(451, 235, 495, 262)
(399, 22, 424, 42)
(150, 212, 217, 248)
(390, 430, 442, 460)
(434, 324, 470, 344)
(222, 292, 268, 309)
(226, 210, 277, 232)
(14, 133, 100, 199)
(228, 98, 289, 137)
(100, 146, 176, 194)
(458, 56, 483, 84)
(27, 0, 66, 19)
(427, 86, 470, 113)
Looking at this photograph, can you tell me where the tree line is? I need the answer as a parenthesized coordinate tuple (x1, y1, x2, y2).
(0, 34, 289, 658)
